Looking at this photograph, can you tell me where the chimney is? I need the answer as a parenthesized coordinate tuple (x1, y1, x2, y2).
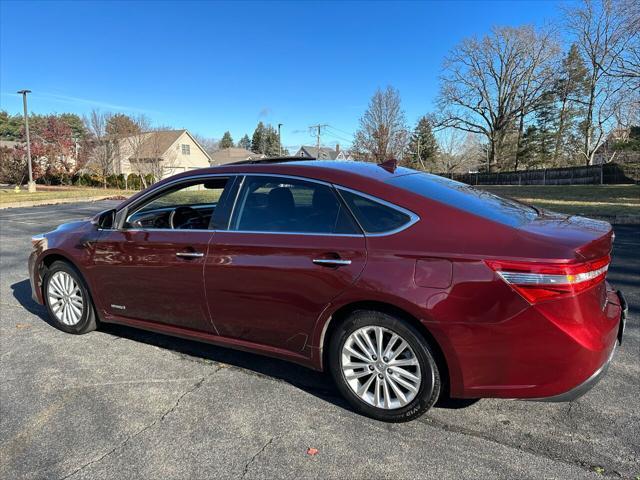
(335, 143, 340, 154)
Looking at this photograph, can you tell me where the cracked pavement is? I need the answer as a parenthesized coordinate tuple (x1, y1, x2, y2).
(1, 201, 638, 479)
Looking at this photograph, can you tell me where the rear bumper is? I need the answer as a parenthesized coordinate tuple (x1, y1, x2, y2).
(532, 342, 616, 402)
(532, 289, 626, 402)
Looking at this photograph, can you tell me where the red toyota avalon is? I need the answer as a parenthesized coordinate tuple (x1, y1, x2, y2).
(28, 159, 627, 422)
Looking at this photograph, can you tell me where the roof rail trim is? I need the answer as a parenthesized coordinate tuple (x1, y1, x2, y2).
(228, 156, 316, 165)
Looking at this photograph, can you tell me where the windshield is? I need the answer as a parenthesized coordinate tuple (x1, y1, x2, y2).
(388, 173, 537, 227)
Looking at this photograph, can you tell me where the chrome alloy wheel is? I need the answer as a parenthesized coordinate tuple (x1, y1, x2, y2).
(47, 271, 84, 326)
(341, 326, 422, 410)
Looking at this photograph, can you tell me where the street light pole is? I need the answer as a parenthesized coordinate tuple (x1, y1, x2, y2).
(17, 89, 36, 192)
(278, 123, 283, 156)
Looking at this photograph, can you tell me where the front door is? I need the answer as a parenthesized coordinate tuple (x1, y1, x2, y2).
(90, 175, 232, 332)
(205, 175, 367, 352)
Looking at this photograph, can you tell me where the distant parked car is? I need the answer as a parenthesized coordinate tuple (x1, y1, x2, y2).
(28, 159, 627, 422)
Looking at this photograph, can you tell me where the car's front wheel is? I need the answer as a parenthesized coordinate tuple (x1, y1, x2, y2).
(43, 260, 97, 334)
(329, 310, 440, 422)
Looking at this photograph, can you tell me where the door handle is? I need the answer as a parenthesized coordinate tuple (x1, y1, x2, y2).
(312, 258, 352, 267)
(176, 252, 204, 258)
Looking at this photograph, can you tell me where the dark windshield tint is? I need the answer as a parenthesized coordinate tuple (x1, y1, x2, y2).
(388, 173, 537, 227)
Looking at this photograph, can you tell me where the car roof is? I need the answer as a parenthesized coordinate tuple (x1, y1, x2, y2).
(176, 160, 417, 185)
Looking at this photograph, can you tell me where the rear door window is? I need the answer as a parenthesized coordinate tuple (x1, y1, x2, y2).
(338, 189, 415, 234)
(231, 176, 360, 234)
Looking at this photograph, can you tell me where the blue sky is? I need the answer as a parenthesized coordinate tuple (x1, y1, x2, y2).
(0, 0, 565, 150)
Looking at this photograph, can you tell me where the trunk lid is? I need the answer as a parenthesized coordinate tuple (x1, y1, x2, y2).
(518, 210, 613, 262)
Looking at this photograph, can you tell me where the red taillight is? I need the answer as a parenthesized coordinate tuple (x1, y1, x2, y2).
(485, 256, 610, 303)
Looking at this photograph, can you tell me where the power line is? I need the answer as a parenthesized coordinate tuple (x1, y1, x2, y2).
(326, 125, 354, 137)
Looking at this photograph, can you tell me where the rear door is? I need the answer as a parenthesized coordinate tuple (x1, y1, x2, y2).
(204, 174, 366, 352)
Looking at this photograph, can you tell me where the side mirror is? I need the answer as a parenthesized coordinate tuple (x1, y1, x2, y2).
(97, 209, 116, 229)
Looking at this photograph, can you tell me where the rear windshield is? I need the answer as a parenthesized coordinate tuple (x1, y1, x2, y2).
(388, 173, 537, 227)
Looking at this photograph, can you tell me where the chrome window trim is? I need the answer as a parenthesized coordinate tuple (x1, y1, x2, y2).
(103, 228, 216, 233)
(108, 171, 418, 238)
(335, 186, 420, 237)
(221, 229, 363, 238)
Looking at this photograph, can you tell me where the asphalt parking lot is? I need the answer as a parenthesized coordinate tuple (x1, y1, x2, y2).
(1, 201, 638, 479)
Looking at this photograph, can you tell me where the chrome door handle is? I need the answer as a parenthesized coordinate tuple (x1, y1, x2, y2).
(312, 258, 352, 266)
(176, 252, 204, 258)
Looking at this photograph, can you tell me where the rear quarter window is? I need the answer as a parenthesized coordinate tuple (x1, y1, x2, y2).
(339, 189, 414, 234)
(388, 173, 537, 227)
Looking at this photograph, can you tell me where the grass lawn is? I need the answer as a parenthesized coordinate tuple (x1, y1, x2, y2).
(479, 185, 640, 217)
(0, 186, 135, 205)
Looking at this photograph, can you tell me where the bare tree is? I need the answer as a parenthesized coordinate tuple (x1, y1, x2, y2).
(565, 0, 632, 164)
(193, 133, 218, 158)
(603, 0, 640, 81)
(353, 86, 408, 162)
(435, 129, 484, 174)
(121, 115, 152, 188)
(437, 26, 559, 171)
(84, 110, 116, 188)
(145, 128, 179, 181)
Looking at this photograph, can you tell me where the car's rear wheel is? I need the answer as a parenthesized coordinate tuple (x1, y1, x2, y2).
(43, 260, 97, 334)
(329, 310, 440, 422)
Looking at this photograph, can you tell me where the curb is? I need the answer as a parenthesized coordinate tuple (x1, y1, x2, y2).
(0, 196, 128, 210)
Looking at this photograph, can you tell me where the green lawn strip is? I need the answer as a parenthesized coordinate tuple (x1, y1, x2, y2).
(479, 185, 640, 217)
(0, 188, 135, 204)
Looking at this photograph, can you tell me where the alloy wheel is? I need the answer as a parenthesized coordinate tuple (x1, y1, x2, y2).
(341, 326, 422, 410)
(47, 271, 84, 326)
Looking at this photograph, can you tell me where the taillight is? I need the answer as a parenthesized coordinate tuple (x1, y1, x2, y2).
(485, 256, 610, 303)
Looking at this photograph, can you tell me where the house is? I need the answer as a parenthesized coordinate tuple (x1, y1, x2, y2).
(209, 147, 265, 166)
(114, 129, 211, 179)
(593, 128, 640, 164)
(295, 144, 353, 160)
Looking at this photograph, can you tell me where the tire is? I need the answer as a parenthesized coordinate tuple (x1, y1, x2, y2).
(43, 260, 97, 335)
(329, 310, 440, 422)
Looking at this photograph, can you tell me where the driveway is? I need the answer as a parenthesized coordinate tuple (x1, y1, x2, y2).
(1, 201, 638, 479)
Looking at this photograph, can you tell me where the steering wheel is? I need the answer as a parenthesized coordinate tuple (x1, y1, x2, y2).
(169, 206, 205, 229)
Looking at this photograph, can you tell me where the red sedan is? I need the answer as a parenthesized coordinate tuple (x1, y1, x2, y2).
(28, 159, 627, 422)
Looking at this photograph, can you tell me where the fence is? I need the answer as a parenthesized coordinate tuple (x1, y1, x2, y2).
(441, 162, 640, 186)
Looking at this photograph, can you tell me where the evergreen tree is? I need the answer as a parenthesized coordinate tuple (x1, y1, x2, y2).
(552, 44, 589, 165)
(0, 111, 24, 140)
(59, 113, 88, 141)
(251, 122, 266, 154)
(219, 131, 234, 149)
(405, 116, 438, 170)
(238, 134, 251, 150)
(264, 124, 280, 156)
(532, 91, 556, 165)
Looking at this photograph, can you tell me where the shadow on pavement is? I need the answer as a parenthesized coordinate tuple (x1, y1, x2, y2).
(11, 278, 476, 415)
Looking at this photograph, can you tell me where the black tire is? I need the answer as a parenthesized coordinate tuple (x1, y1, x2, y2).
(329, 310, 440, 422)
(43, 260, 97, 334)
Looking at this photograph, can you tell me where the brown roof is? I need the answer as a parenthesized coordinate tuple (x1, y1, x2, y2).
(209, 147, 265, 166)
(120, 130, 186, 159)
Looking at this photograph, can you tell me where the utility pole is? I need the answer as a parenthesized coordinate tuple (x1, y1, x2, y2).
(278, 123, 283, 156)
(309, 124, 328, 159)
(17, 89, 36, 192)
